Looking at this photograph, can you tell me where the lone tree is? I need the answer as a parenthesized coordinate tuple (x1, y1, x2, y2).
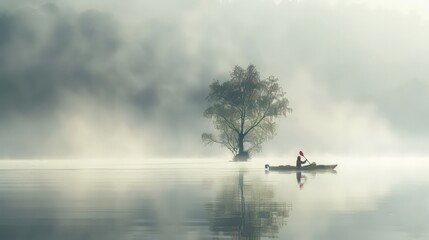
(202, 65, 292, 161)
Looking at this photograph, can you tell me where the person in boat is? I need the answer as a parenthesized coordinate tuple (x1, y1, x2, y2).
(296, 156, 308, 168)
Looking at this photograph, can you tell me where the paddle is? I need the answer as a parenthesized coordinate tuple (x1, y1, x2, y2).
(299, 151, 313, 165)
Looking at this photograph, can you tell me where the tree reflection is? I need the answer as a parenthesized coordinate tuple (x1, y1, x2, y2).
(207, 171, 291, 239)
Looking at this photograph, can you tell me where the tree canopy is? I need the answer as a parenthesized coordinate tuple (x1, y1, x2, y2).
(202, 65, 291, 160)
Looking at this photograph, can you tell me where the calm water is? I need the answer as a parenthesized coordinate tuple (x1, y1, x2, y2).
(0, 158, 428, 240)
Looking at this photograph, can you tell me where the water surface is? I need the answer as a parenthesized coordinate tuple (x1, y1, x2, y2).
(0, 158, 428, 240)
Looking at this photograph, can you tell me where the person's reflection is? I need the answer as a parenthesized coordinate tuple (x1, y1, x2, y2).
(296, 171, 307, 189)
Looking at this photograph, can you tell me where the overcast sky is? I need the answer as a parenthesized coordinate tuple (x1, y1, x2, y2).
(0, 0, 428, 159)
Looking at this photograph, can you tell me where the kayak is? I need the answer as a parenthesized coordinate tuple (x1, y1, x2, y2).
(265, 164, 337, 171)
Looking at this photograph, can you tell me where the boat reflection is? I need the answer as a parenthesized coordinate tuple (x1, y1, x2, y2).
(207, 171, 291, 239)
(271, 169, 337, 189)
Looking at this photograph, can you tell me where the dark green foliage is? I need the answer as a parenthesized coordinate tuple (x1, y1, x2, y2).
(202, 65, 291, 160)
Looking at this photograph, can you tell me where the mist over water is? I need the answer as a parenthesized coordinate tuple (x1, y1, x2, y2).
(1, 0, 429, 158)
(1, 1, 429, 238)
(0, 157, 429, 240)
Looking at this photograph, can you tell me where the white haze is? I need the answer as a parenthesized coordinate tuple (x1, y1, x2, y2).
(0, 0, 428, 159)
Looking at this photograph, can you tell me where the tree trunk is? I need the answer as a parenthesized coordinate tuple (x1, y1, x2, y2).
(234, 133, 249, 161)
(238, 133, 244, 155)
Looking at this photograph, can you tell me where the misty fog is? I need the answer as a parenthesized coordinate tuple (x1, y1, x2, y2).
(1, 0, 428, 159)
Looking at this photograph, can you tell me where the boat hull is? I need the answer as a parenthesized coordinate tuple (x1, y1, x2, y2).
(265, 164, 337, 171)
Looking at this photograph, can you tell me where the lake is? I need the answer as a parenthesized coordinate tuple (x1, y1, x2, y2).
(0, 157, 428, 240)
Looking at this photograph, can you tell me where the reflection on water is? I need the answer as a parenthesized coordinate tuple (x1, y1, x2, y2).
(294, 170, 337, 189)
(207, 171, 291, 239)
(296, 171, 306, 189)
(0, 159, 429, 240)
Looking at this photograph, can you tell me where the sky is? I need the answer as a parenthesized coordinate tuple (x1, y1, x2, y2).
(0, 0, 428, 159)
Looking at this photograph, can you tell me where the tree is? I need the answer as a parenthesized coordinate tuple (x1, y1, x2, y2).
(202, 65, 292, 160)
